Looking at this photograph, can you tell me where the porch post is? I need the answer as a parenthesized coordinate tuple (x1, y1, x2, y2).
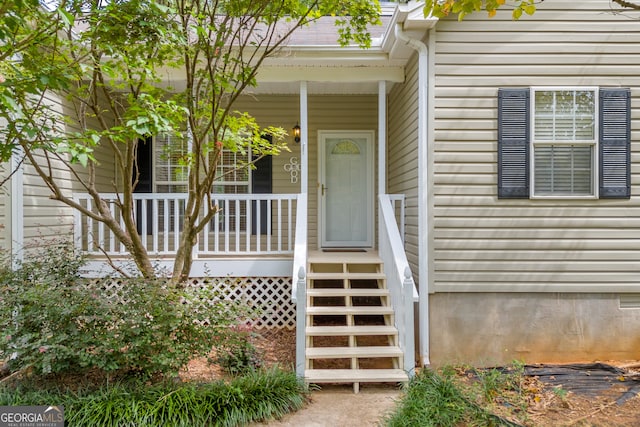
(300, 81, 308, 195)
(378, 80, 386, 196)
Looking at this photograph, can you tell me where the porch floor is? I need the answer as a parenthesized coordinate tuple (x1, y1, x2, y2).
(308, 249, 381, 264)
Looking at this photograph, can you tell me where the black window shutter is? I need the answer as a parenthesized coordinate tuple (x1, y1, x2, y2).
(134, 136, 153, 235)
(498, 88, 530, 198)
(599, 88, 631, 199)
(251, 135, 273, 235)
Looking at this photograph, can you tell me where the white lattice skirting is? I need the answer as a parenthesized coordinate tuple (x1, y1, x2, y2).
(95, 277, 295, 330)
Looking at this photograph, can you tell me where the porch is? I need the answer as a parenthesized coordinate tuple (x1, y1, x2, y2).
(73, 190, 415, 389)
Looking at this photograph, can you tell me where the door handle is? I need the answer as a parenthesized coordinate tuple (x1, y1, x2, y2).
(322, 184, 328, 196)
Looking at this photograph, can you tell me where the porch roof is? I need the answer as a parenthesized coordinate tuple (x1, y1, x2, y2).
(156, 2, 437, 95)
(251, 2, 437, 95)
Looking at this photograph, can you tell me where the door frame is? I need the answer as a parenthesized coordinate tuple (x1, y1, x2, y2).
(318, 130, 375, 248)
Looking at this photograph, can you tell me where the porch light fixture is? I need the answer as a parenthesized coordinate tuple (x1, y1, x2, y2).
(292, 123, 301, 143)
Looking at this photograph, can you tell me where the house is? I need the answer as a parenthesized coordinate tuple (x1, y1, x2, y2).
(2, 0, 640, 391)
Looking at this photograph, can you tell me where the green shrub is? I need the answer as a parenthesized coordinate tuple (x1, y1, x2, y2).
(214, 323, 263, 375)
(0, 243, 251, 378)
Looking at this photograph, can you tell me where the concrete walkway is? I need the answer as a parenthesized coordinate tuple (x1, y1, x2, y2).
(252, 385, 402, 427)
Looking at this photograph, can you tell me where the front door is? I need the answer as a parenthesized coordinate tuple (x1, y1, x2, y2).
(319, 131, 374, 248)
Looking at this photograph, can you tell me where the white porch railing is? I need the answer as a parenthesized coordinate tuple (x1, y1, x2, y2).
(72, 193, 299, 257)
(379, 193, 417, 377)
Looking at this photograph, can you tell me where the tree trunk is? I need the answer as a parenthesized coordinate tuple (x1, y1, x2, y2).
(171, 221, 198, 286)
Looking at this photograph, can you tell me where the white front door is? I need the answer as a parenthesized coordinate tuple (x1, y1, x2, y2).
(319, 131, 374, 248)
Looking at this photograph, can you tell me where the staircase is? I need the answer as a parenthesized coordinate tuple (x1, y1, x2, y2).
(303, 251, 409, 393)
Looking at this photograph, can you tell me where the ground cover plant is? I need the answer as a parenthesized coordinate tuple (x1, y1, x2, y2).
(385, 365, 526, 427)
(0, 368, 307, 427)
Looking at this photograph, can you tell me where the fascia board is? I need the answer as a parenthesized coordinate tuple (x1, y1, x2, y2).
(255, 66, 405, 84)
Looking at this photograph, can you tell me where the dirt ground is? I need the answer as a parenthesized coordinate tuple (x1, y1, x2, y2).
(182, 329, 640, 427)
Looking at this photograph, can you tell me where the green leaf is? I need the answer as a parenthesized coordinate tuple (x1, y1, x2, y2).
(513, 7, 523, 20)
(57, 8, 74, 27)
(77, 152, 88, 167)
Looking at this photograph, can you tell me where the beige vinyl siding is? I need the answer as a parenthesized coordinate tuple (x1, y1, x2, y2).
(20, 91, 117, 254)
(388, 52, 420, 283)
(21, 92, 75, 252)
(235, 94, 378, 248)
(432, 0, 640, 292)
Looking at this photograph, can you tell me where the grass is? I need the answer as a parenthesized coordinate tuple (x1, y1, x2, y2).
(0, 367, 307, 427)
(385, 364, 528, 427)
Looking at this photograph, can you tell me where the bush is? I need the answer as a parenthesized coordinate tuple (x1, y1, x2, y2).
(0, 243, 251, 378)
(214, 323, 263, 375)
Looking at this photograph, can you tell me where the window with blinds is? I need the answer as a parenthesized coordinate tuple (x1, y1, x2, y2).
(532, 88, 597, 197)
(213, 149, 249, 194)
(498, 87, 630, 200)
(154, 133, 189, 193)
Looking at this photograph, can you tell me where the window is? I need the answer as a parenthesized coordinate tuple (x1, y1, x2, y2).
(497, 87, 630, 199)
(212, 140, 273, 235)
(154, 133, 188, 193)
(532, 88, 597, 197)
(213, 149, 249, 194)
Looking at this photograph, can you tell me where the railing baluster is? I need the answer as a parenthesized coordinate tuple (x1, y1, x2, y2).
(224, 199, 230, 253)
(86, 198, 94, 253)
(73, 197, 82, 252)
(277, 199, 282, 253)
(235, 199, 240, 252)
(141, 199, 148, 250)
(173, 197, 179, 251)
(266, 199, 272, 252)
(152, 198, 158, 253)
(98, 205, 105, 254)
(203, 207, 209, 254)
(246, 198, 251, 252)
(214, 199, 220, 252)
(255, 198, 261, 253)
(109, 202, 116, 253)
(163, 198, 169, 253)
(288, 198, 292, 251)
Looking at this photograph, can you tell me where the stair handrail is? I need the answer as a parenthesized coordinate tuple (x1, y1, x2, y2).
(291, 192, 307, 304)
(378, 194, 417, 377)
(291, 193, 308, 378)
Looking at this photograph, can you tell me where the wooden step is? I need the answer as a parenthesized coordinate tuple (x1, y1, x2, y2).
(305, 369, 408, 383)
(307, 288, 389, 297)
(306, 346, 403, 359)
(307, 306, 394, 316)
(306, 325, 398, 337)
(307, 272, 386, 281)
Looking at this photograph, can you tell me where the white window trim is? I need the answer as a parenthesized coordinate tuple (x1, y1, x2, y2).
(529, 86, 600, 200)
